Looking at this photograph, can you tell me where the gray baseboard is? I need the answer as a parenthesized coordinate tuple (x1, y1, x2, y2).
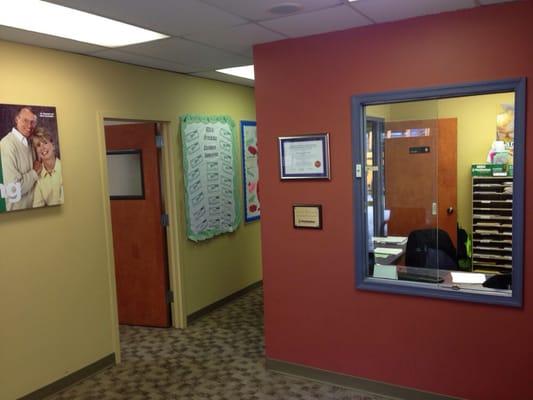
(187, 280, 262, 324)
(19, 353, 116, 400)
(266, 358, 462, 400)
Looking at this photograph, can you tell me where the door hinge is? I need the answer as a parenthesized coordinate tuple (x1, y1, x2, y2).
(166, 290, 174, 304)
(160, 213, 169, 227)
(432, 202, 437, 216)
(155, 135, 164, 149)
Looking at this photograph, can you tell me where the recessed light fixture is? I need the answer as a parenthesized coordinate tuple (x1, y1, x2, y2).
(0, 0, 168, 47)
(216, 65, 255, 81)
(269, 2, 303, 15)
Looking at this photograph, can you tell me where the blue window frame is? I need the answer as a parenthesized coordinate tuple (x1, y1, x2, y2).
(351, 78, 526, 307)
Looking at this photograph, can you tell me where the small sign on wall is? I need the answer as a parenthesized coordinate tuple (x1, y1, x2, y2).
(293, 204, 322, 229)
(409, 146, 430, 154)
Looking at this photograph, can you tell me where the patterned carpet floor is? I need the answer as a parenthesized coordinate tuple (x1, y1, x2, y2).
(48, 287, 396, 400)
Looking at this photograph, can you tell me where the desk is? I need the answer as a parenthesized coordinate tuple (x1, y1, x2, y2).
(371, 238, 406, 265)
(372, 265, 511, 295)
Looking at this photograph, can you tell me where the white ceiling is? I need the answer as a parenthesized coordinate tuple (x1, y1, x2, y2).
(0, 0, 516, 87)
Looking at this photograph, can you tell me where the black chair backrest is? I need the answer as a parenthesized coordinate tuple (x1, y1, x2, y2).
(405, 229, 458, 269)
(483, 273, 512, 289)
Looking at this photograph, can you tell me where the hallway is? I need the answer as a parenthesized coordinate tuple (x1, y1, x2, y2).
(48, 287, 394, 400)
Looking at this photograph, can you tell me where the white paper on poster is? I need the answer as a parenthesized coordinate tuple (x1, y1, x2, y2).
(181, 115, 239, 241)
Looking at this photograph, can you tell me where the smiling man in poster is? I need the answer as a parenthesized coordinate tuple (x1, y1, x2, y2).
(0, 104, 62, 213)
(0, 106, 43, 211)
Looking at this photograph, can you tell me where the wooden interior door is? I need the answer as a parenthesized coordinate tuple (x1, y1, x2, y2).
(436, 119, 458, 246)
(384, 119, 457, 246)
(105, 123, 170, 327)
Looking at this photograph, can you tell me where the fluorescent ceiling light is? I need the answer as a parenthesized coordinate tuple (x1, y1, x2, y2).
(216, 65, 255, 80)
(0, 0, 168, 47)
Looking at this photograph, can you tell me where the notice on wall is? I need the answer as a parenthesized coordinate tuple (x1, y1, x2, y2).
(180, 114, 240, 241)
(241, 121, 260, 222)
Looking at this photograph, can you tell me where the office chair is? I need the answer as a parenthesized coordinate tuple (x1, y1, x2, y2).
(405, 229, 458, 270)
(483, 273, 512, 289)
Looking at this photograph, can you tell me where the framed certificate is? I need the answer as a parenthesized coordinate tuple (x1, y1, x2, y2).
(278, 133, 330, 179)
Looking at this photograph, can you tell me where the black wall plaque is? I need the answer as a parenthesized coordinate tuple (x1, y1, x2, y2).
(409, 146, 430, 154)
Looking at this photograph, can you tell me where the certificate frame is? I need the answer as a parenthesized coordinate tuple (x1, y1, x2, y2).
(293, 204, 323, 229)
(278, 133, 330, 180)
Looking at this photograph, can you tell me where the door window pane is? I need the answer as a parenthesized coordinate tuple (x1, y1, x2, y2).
(106, 150, 144, 199)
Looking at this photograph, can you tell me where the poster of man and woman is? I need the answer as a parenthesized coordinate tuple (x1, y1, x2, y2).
(0, 103, 63, 213)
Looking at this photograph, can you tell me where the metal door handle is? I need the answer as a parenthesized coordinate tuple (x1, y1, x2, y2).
(447, 207, 454, 215)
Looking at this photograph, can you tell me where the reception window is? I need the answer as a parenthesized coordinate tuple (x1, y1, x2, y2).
(352, 79, 525, 306)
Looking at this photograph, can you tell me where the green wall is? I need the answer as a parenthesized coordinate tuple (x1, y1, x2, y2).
(0, 39, 261, 399)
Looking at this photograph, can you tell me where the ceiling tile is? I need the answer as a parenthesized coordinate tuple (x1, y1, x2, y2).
(202, 0, 344, 21)
(122, 37, 252, 71)
(191, 71, 255, 87)
(241, 47, 254, 58)
(5, 0, 519, 82)
(90, 49, 196, 73)
(260, 5, 371, 38)
(46, 0, 246, 36)
(184, 23, 286, 55)
(351, 0, 477, 23)
(0, 26, 105, 54)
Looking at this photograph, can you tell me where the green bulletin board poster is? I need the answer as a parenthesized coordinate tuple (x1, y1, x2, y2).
(180, 114, 241, 241)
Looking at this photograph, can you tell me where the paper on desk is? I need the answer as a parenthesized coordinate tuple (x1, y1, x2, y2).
(451, 272, 486, 284)
(374, 247, 403, 255)
(373, 264, 398, 280)
(373, 236, 407, 245)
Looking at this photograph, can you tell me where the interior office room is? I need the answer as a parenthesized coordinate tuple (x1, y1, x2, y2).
(364, 92, 516, 277)
(0, 1, 532, 400)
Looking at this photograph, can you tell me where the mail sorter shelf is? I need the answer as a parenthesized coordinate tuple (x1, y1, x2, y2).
(472, 176, 513, 272)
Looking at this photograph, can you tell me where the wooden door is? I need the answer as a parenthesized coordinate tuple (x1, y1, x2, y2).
(436, 119, 458, 246)
(105, 123, 170, 327)
(384, 119, 457, 246)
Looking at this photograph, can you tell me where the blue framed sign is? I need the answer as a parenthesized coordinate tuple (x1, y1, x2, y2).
(241, 120, 260, 222)
(278, 133, 330, 180)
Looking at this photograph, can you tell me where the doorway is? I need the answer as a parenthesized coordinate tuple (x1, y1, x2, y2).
(104, 121, 171, 327)
(383, 118, 457, 246)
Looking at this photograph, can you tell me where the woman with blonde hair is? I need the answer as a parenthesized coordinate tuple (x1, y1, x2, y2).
(31, 127, 63, 207)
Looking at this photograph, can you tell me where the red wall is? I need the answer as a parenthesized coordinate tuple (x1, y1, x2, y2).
(254, 2, 533, 399)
